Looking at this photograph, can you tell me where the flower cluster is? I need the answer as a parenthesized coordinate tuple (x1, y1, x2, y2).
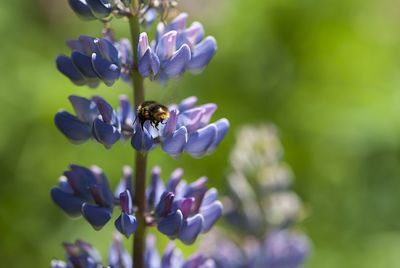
(56, 36, 122, 88)
(52, 233, 216, 268)
(50, 165, 138, 233)
(147, 166, 222, 244)
(57, 13, 216, 87)
(55, 95, 229, 156)
(200, 124, 311, 268)
(51, 164, 222, 243)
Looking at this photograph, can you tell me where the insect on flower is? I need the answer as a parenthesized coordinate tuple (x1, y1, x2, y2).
(136, 101, 170, 130)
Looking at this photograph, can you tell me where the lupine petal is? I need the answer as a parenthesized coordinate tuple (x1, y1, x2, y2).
(68, 0, 96, 20)
(50, 187, 85, 216)
(167, 13, 188, 31)
(166, 168, 184, 192)
(82, 203, 112, 230)
(201, 188, 218, 207)
(158, 210, 183, 237)
(138, 32, 150, 58)
(71, 51, 98, 78)
(178, 198, 194, 218)
(92, 96, 113, 123)
(156, 31, 177, 62)
(131, 123, 154, 152)
(69, 95, 98, 123)
(86, 0, 112, 19)
(183, 22, 205, 47)
(162, 126, 188, 157)
(163, 44, 191, 78)
(163, 109, 178, 137)
(178, 107, 204, 134)
(115, 213, 138, 237)
(186, 36, 217, 72)
(95, 38, 119, 64)
(155, 192, 175, 217)
(198, 104, 217, 128)
(56, 55, 86, 86)
(178, 214, 204, 245)
(54, 111, 92, 143)
(207, 118, 229, 154)
(178, 96, 198, 112)
(91, 53, 120, 86)
(119, 190, 133, 214)
(199, 201, 223, 232)
(78, 36, 98, 55)
(93, 118, 121, 148)
(185, 124, 217, 157)
(138, 48, 160, 77)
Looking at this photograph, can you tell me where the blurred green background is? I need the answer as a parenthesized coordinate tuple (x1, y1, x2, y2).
(1, 0, 400, 267)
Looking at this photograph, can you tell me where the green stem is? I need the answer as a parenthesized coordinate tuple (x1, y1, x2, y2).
(128, 2, 147, 268)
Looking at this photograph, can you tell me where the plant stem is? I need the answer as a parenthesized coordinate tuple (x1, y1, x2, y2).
(128, 1, 147, 268)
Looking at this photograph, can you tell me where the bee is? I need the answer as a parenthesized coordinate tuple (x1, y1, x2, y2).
(136, 101, 170, 130)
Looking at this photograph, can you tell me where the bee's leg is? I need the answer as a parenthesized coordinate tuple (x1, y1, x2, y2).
(154, 122, 160, 131)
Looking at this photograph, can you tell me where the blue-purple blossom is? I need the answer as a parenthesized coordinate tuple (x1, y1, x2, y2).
(147, 166, 223, 245)
(50, 165, 114, 230)
(55, 95, 229, 157)
(137, 13, 217, 82)
(56, 36, 121, 88)
(114, 190, 138, 237)
(68, 0, 113, 20)
(55, 95, 123, 149)
(51, 165, 139, 234)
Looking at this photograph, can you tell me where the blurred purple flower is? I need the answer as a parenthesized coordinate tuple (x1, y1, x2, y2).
(56, 36, 121, 88)
(51, 239, 102, 268)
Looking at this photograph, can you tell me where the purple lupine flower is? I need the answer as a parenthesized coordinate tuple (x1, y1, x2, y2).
(56, 36, 121, 88)
(55, 95, 123, 148)
(55, 95, 229, 156)
(156, 13, 217, 74)
(148, 166, 223, 245)
(114, 190, 138, 237)
(51, 240, 103, 268)
(68, 0, 113, 20)
(51, 165, 114, 230)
